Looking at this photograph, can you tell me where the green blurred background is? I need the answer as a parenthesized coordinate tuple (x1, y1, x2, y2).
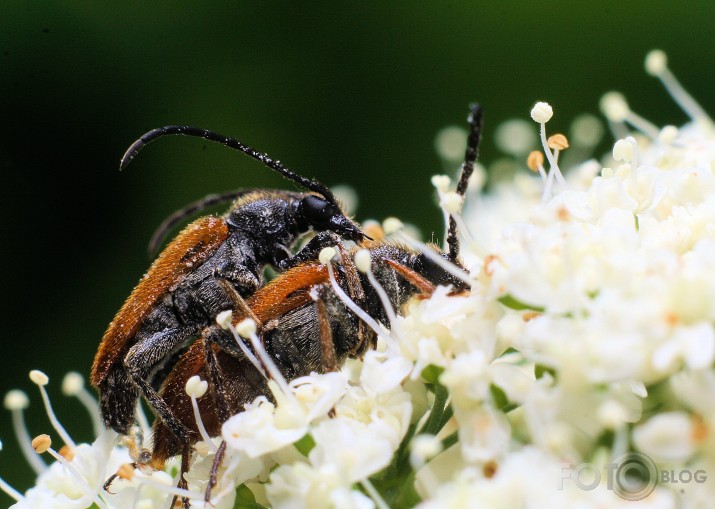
(2, 1, 715, 500)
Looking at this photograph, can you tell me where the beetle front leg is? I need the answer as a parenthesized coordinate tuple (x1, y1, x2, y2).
(277, 231, 341, 270)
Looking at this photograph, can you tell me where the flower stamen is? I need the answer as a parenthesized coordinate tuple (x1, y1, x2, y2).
(531, 102, 567, 191)
(4, 389, 46, 474)
(33, 434, 111, 509)
(31, 433, 51, 453)
(547, 133, 569, 164)
(0, 442, 23, 501)
(218, 311, 267, 379)
(645, 49, 714, 127)
(61, 371, 103, 438)
(320, 247, 392, 344)
(613, 137, 640, 191)
(527, 150, 547, 181)
(354, 248, 397, 325)
(0, 476, 22, 502)
(30, 370, 76, 449)
(600, 91, 660, 139)
(185, 375, 218, 453)
(239, 318, 295, 402)
(0, 440, 23, 501)
(528, 150, 556, 203)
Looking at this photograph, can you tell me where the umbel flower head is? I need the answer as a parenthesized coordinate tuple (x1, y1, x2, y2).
(3, 49, 715, 508)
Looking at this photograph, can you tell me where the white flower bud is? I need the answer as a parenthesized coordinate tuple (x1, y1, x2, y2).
(410, 434, 444, 468)
(61, 372, 84, 396)
(495, 119, 537, 156)
(29, 370, 49, 386)
(430, 174, 451, 193)
(440, 191, 464, 214)
(185, 375, 208, 399)
(600, 91, 630, 122)
(318, 247, 337, 265)
(645, 49, 667, 76)
(382, 217, 404, 235)
(236, 318, 257, 338)
(658, 125, 679, 144)
(216, 309, 233, 329)
(612, 139, 634, 162)
(4, 390, 29, 410)
(353, 249, 372, 274)
(530, 102, 553, 123)
(330, 184, 358, 215)
(633, 412, 695, 463)
(434, 126, 467, 161)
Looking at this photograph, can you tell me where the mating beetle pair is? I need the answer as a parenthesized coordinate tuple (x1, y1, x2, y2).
(91, 104, 483, 502)
(91, 126, 367, 443)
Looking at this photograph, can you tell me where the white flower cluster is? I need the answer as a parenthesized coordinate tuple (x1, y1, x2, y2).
(3, 50, 714, 508)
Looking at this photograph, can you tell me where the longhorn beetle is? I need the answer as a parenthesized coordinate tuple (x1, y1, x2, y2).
(135, 104, 483, 505)
(91, 126, 368, 450)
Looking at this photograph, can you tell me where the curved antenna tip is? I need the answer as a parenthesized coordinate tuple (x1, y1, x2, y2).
(119, 139, 145, 171)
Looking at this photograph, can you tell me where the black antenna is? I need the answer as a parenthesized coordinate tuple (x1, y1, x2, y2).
(120, 126, 338, 205)
(148, 189, 251, 259)
(447, 103, 483, 262)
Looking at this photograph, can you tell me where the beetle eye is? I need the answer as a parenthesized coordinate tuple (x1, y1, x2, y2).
(300, 195, 337, 226)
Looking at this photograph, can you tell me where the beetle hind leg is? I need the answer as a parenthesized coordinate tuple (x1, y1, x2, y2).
(124, 324, 202, 443)
(169, 443, 193, 509)
(98, 367, 141, 435)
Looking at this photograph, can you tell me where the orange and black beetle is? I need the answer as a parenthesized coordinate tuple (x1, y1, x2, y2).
(91, 126, 367, 446)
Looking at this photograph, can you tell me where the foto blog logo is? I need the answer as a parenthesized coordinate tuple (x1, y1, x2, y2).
(559, 452, 707, 500)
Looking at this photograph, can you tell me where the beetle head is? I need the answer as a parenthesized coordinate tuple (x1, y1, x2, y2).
(297, 194, 368, 242)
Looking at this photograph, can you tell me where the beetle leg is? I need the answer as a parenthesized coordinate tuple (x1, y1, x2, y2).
(314, 295, 339, 372)
(102, 463, 134, 494)
(124, 325, 202, 443)
(131, 375, 196, 444)
(213, 262, 261, 295)
(276, 230, 341, 270)
(98, 367, 141, 435)
(204, 440, 227, 505)
(170, 443, 192, 509)
(215, 279, 263, 328)
(203, 339, 231, 424)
